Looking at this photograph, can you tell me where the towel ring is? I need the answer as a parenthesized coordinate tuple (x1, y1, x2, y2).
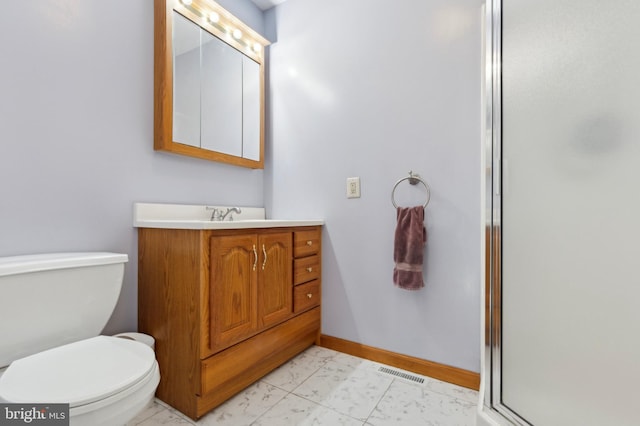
(391, 171, 431, 209)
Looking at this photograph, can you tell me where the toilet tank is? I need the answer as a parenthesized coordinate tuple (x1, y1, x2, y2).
(0, 252, 128, 368)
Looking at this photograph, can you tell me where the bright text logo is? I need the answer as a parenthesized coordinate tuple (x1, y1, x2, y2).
(0, 404, 68, 425)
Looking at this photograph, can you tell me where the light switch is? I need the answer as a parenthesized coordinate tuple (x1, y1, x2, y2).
(346, 177, 361, 198)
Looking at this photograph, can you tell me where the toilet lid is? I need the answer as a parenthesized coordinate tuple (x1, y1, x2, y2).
(0, 336, 155, 407)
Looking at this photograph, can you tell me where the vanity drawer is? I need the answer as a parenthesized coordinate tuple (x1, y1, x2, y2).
(294, 229, 321, 258)
(294, 280, 320, 313)
(294, 255, 319, 285)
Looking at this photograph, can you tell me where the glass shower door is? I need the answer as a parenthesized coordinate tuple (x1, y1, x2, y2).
(488, 1, 640, 425)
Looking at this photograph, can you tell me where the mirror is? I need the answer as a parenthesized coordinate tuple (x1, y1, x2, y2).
(155, 0, 269, 168)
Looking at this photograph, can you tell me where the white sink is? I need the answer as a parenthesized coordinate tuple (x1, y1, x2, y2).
(133, 203, 323, 229)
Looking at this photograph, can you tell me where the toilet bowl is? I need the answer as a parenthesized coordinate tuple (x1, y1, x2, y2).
(0, 336, 160, 426)
(0, 252, 160, 425)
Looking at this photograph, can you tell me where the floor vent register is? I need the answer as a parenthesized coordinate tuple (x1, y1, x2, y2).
(378, 366, 425, 384)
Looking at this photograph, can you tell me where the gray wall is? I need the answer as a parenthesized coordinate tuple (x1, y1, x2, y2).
(0, 0, 265, 335)
(217, 0, 265, 35)
(265, 0, 483, 372)
(1, 0, 483, 374)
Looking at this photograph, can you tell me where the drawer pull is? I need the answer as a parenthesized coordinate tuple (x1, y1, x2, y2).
(306, 267, 313, 272)
(306, 240, 313, 246)
(307, 293, 313, 299)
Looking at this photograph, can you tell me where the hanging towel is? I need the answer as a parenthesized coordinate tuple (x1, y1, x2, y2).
(393, 206, 426, 290)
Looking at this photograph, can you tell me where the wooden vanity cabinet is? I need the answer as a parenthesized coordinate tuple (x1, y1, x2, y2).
(208, 232, 292, 353)
(293, 229, 321, 313)
(138, 226, 321, 420)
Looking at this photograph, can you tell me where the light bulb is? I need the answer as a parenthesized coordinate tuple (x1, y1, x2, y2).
(232, 29, 242, 40)
(209, 12, 220, 23)
(252, 43, 261, 53)
(181, 0, 192, 5)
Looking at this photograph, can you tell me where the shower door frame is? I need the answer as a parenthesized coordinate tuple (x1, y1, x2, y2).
(482, 0, 531, 424)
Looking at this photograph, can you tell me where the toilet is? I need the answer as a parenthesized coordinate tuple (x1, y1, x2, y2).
(0, 252, 160, 425)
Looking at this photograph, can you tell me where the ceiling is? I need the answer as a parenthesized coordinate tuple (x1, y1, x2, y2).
(250, 0, 288, 10)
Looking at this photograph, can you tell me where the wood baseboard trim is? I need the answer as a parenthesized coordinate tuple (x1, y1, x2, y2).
(318, 334, 480, 391)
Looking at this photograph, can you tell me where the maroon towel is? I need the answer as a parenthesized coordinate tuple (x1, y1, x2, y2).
(393, 206, 426, 290)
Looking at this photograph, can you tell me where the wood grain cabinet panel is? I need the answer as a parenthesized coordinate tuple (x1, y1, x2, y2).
(293, 229, 321, 257)
(258, 232, 293, 328)
(292, 228, 321, 315)
(294, 255, 320, 285)
(294, 280, 320, 313)
(209, 235, 258, 351)
(138, 225, 321, 420)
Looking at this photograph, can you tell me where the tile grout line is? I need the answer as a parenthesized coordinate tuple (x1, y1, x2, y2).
(284, 355, 395, 424)
(247, 379, 293, 426)
(249, 352, 334, 425)
(363, 376, 396, 425)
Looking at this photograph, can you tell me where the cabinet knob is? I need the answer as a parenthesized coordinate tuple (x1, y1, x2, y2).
(306, 267, 313, 272)
(306, 240, 313, 246)
(307, 293, 313, 299)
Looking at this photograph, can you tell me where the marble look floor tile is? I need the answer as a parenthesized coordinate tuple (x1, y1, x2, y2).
(135, 349, 478, 426)
(127, 400, 169, 425)
(303, 345, 341, 361)
(371, 363, 479, 405)
(136, 409, 195, 425)
(293, 360, 393, 421)
(262, 351, 329, 391)
(331, 352, 376, 369)
(196, 381, 288, 426)
(253, 393, 365, 426)
(424, 377, 479, 404)
(367, 380, 476, 426)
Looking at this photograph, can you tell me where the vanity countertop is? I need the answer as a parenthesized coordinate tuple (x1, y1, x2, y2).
(133, 203, 323, 230)
(134, 218, 324, 230)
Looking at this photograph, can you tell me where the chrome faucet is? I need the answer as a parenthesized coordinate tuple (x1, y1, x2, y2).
(220, 207, 242, 221)
(206, 206, 222, 221)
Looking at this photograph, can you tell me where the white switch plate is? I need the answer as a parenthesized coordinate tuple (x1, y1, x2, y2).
(346, 177, 361, 198)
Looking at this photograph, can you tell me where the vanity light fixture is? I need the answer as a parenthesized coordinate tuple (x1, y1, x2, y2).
(173, 0, 268, 64)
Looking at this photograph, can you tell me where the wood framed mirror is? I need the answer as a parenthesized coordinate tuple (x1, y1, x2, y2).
(154, 0, 269, 168)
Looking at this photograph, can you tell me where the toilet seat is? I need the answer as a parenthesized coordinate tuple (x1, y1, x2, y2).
(0, 336, 156, 407)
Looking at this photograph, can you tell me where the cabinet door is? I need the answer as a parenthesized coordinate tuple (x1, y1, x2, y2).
(210, 234, 258, 350)
(258, 232, 293, 328)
